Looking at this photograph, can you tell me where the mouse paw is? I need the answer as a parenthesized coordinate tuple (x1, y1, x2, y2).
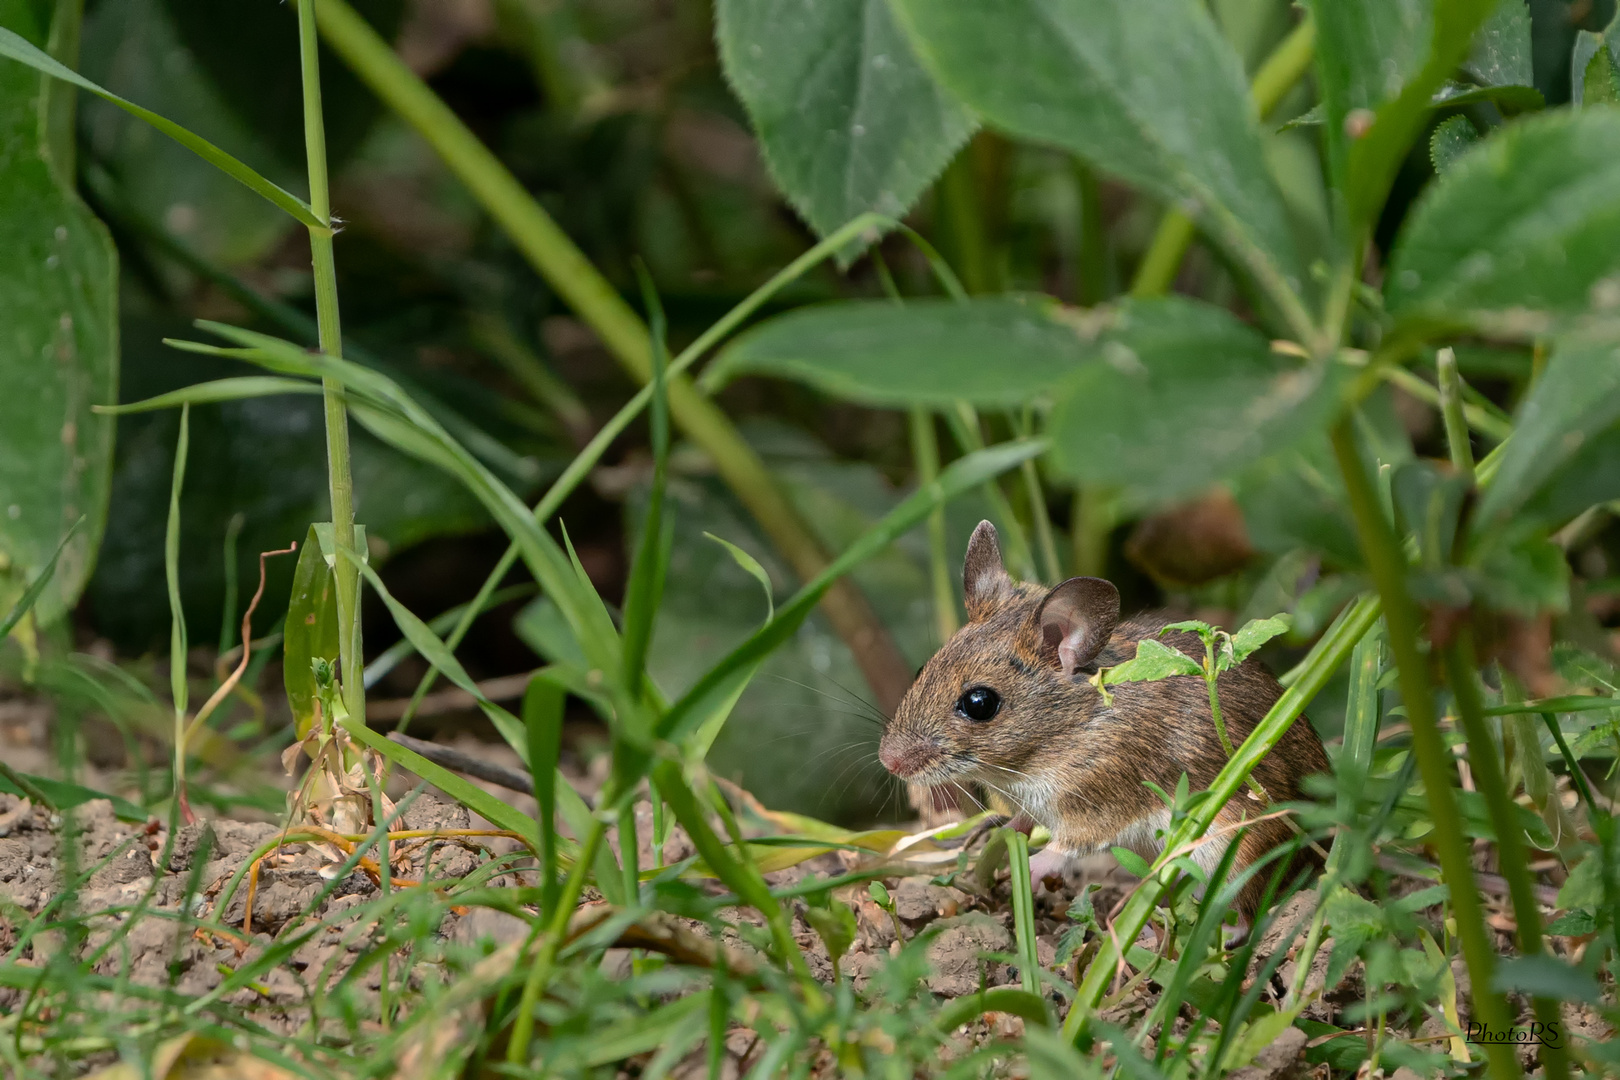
(1027, 845, 1071, 892)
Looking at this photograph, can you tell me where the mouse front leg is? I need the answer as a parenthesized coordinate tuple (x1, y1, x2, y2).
(1028, 843, 1073, 892)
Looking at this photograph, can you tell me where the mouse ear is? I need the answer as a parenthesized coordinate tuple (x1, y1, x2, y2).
(963, 520, 1014, 621)
(1031, 577, 1120, 678)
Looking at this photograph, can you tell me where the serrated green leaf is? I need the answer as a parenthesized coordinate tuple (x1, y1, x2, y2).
(705, 295, 1103, 408)
(1583, 43, 1620, 105)
(1572, 27, 1620, 107)
(891, 0, 1303, 303)
(1429, 114, 1479, 173)
(1048, 297, 1344, 504)
(1227, 615, 1291, 667)
(1102, 638, 1203, 685)
(1545, 909, 1597, 936)
(1323, 884, 1385, 934)
(1389, 110, 1620, 325)
(715, 0, 973, 252)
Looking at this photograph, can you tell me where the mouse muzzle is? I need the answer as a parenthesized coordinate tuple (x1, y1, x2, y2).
(878, 731, 944, 780)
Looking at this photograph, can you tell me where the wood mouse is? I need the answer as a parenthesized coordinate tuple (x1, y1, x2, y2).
(878, 521, 1328, 918)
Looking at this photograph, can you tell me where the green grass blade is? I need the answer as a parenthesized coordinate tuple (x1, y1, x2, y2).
(0, 515, 83, 640)
(167, 405, 191, 719)
(933, 988, 1052, 1033)
(524, 672, 565, 921)
(171, 325, 616, 676)
(362, 584, 534, 689)
(620, 270, 673, 695)
(93, 377, 322, 414)
(0, 28, 324, 228)
(340, 717, 541, 849)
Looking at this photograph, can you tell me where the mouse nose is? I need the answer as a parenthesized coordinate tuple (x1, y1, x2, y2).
(879, 738, 939, 778)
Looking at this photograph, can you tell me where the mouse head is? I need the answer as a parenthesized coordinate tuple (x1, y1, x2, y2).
(878, 521, 1120, 787)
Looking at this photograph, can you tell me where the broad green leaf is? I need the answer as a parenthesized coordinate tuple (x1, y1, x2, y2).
(1475, 330, 1620, 528)
(1227, 614, 1291, 667)
(1388, 110, 1620, 326)
(1429, 114, 1479, 173)
(95, 376, 320, 413)
(1308, 0, 1500, 234)
(890, 0, 1304, 303)
(1513, 424, 1620, 534)
(283, 525, 340, 737)
(704, 295, 1102, 408)
(715, 0, 974, 248)
(1464, 0, 1532, 87)
(1490, 954, 1603, 1003)
(0, 18, 116, 629)
(1047, 297, 1344, 504)
(1101, 638, 1202, 686)
(0, 26, 321, 227)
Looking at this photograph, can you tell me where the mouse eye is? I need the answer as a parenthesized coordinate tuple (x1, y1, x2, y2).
(956, 686, 1001, 722)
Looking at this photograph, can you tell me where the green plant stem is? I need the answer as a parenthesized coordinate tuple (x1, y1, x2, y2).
(1073, 161, 1108, 305)
(314, 0, 912, 715)
(1070, 487, 1117, 578)
(1005, 830, 1040, 996)
(395, 215, 894, 729)
(910, 408, 958, 645)
(945, 404, 1035, 580)
(296, 0, 363, 727)
(506, 818, 606, 1064)
(1327, 418, 1522, 1080)
(1128, 18, 1314, 301)
(1443, 634, 1568, 1080)
(1129, 212, 1196, 298)
(1381, 365, 1513, 443)
(1435, 347, 1475, 483)
(1063, 593, 1381, 1043)
(1015, 409, 1062, 582)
